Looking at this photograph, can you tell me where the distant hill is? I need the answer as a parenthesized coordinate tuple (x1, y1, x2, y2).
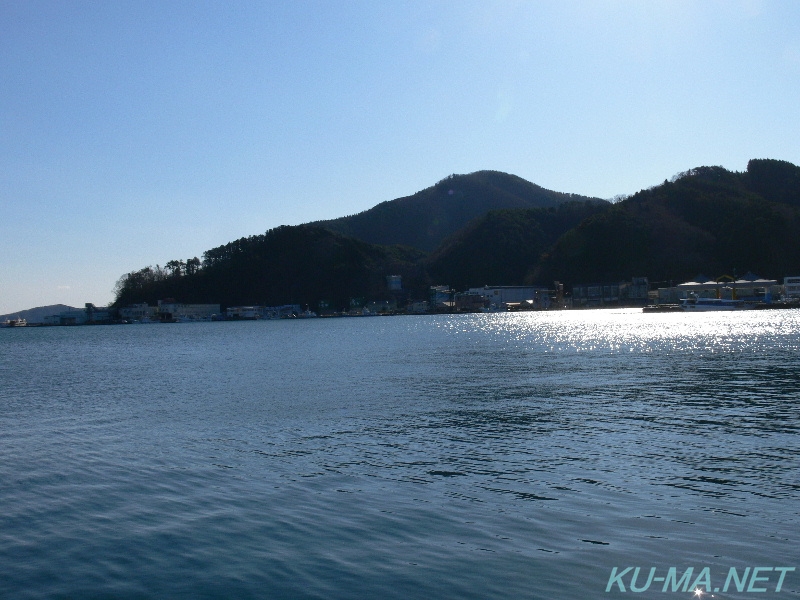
(1, 304, 75, 324)
(313, 170, 605, 252)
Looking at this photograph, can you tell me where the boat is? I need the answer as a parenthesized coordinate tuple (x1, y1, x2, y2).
(2, 317, 27, 327)
(679, 294, 754, 311)
(642, 304, 682, 313)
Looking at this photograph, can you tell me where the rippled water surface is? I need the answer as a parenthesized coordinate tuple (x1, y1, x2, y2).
(1, 310, 798, 598)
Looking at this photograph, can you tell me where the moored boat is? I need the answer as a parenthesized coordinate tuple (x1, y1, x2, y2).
(2, 317, 27, 327)
(642, 304, 682, 313)
(679, 294, 754, 311)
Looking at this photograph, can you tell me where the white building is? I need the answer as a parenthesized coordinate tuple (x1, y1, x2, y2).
(784, 276, 800, 300)
(119, 303, 158, 322)
(47, 303, 114, 325)
(657, 274, 780, 304)
(158, 300, 220, 321)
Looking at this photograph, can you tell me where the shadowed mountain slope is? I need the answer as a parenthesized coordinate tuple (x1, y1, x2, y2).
(425, 201, 610, 290)
(114, 225, 427, 310)
(313, 170, 605, 252)
(539, 159, 800, 285)
(112, 159, 800, 309)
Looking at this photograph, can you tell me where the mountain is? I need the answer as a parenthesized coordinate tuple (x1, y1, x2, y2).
(313, 170, 605, 252)
(744, 158, 800, 208)
(113, 159, 800, 310)
(425, 201, 610, 290)
(539, 159, 800, 285)
(0, 304, 76, 324)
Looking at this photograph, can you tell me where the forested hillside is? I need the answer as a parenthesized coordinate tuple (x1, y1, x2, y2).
(539, 159, 800, 285)
(313, 170, 605, 252)
(114, 226, 426, 311)
(424, 202, 610, 290)
(113, 159, 800, 309)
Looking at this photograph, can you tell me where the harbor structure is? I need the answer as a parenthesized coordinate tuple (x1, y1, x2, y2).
(655, 274, 780, 305)
(571, 277, 649, 307)
(156, 300, 220, 322)
(784, 276, 800, 300)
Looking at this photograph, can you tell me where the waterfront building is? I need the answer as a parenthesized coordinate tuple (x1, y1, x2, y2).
(46, 303, 115, 325)
(226, 306, 263, 320)
(429, 286, 454, 311)
(571, 278, 648, 307)
(656, 274, 780, 304)
(784, 276, 800, 300)
(157, 300, 220, 321)
(118, 303, 158, 322)
(465, 285, 550, 310)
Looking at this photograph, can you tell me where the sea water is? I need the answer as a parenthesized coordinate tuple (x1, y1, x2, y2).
(1, 310, 798, 599)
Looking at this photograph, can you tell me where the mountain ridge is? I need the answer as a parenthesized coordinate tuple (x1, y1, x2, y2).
(1, 304, 77, 323)
(108, 158, 800, 310)
(312, 170, 606, 252)
(539, 159, 800, 285)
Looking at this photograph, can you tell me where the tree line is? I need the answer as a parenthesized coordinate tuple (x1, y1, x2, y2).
(114, 159, 800, 310)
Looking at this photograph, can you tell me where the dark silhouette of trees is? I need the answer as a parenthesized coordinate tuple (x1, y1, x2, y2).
(114, 161, 800, 310)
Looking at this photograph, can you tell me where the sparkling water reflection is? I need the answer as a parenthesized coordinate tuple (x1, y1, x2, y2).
(1, 310, 798, 598)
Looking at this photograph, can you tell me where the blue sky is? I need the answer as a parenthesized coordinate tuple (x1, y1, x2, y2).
(2, 0, 799, 314)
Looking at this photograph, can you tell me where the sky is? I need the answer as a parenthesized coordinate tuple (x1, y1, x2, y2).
(1, 0, 799, 315)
